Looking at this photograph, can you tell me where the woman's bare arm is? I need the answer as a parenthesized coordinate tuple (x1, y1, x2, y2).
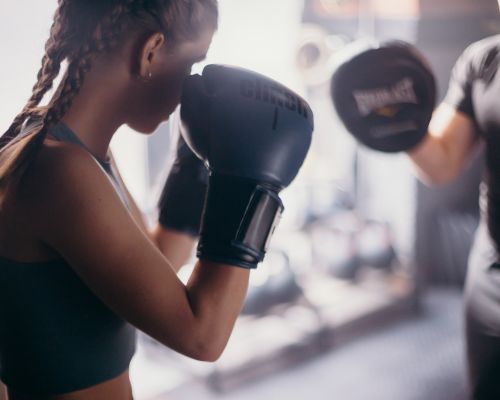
(0, 381, 7, 400)
(151, 226, 197, 273)
(23, 143, 248, 361)
(108, 152, 196, 272)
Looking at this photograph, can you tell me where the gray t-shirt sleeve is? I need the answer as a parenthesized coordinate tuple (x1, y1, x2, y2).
(443, 43, 476, 119)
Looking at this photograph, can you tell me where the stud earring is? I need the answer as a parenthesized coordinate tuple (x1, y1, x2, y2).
(138, 71, 153, 82)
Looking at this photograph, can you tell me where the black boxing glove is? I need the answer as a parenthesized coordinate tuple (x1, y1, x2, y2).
(158, 113, 209, 236)
(331, 40, 436, 153)
(180, 64, 314, 269)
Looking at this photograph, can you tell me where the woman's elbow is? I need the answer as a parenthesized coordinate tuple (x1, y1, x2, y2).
(160, 328, 227, 362)
(181, 339, 225, 362)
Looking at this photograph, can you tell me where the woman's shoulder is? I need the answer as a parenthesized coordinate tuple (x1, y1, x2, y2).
(18, 136, 111, 213)
(39, 135, 94, 168)
(466, 35, 500, 57)
(25, 138, 92, 188)
(0, 135, 107, 254)
(460, 35, 500, 72)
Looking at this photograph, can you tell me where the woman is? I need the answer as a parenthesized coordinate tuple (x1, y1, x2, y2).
(0, 1, 252, 398)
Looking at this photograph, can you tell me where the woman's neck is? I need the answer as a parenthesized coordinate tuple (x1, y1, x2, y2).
(59, 61, 130, 160)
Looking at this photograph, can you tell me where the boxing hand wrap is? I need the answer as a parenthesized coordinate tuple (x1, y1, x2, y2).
(198, 173, 283, 269)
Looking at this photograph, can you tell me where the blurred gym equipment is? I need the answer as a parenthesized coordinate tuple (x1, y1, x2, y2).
(241, 251, 304, 316)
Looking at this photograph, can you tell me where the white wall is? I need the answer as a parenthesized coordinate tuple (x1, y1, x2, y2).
(0, 2, 57, 129)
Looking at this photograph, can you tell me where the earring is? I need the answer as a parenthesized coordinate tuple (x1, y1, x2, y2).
(138, 71, 152, 82)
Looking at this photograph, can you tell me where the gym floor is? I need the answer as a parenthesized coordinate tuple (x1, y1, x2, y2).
(139, 288, 468, 400)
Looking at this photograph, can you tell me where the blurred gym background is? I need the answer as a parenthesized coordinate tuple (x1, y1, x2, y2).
(1, 0, 500, 398)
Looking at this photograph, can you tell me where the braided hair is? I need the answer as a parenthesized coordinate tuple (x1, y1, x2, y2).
(0, 0, 217, 202)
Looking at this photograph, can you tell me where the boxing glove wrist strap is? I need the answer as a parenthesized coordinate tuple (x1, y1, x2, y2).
(197, 173, 284, 269)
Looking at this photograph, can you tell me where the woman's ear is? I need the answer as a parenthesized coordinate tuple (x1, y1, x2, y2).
(137, 32, 165, 80)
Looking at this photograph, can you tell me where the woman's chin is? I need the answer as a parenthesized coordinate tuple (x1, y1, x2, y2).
(127, 121, 160, 135)
(127, 108, 175, 134)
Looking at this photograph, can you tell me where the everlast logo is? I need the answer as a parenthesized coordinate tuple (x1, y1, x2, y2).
(240, 78, 309, 120)
(353, 77, 418, 117)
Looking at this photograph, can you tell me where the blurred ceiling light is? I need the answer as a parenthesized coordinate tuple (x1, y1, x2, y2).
(318, 0, 360, 17)
(317, 0, 419, 18)
(296, 24, 349, 87)
(372, 0, 419, 18)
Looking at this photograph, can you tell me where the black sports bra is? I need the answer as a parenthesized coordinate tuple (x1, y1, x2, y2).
(0, 122, 136, 395)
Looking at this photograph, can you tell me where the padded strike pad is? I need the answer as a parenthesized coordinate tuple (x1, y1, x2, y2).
(330, 40, 436, 153)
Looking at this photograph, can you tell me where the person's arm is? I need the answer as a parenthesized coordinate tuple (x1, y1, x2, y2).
(108, 152, 196, 272)
(108, 151, 150, 235)
(0, 381, 7, 400)
(26, 143, 249, 361)
(408, 41, 483, 186)
(151, 226, 196, 272)
(407, 103, 478, 185)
